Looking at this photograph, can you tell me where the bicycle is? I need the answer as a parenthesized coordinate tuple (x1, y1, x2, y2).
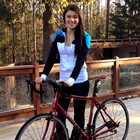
(15, 74, 129, 140)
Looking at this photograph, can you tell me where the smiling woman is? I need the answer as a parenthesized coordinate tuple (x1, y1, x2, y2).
(35, 4, 91, 140)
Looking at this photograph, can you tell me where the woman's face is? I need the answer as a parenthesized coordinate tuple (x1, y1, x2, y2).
(65, 10, 79, 30)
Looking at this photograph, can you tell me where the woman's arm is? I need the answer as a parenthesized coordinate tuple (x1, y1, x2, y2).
(41, 40, 58, 79)
(36, 32, 58, 83)
(67, 34, 91, 85)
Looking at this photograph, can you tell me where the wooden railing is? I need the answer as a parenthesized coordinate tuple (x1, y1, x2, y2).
(0, 57, 140, 122)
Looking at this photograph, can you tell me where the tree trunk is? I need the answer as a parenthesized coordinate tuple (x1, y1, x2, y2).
(33, 0, 36, 61)
(38, 18, 41, 60)
(83, 2, 85, 26)
(21, 23, 24, 58)
(105, 0, 110, 39)
(90, 4, 92, 35)
(25, 13, 30, 61)
(11, 1, 15, 63)
(7, 28, 10, 64)
(96, 0, 99, 31)
(12, 24, 15, 63)
(87, 5, 89, 33)
(43, 3, 54, 63)
(101, 0, 102, 13)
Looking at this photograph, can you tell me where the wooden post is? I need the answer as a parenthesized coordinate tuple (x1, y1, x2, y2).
(5, 76, 16, 110)
(113, 56, 119, 98)
(32, 62, 40, 115)
(136, 46, 140, 57)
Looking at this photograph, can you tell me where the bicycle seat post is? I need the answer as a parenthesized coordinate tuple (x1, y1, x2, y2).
(93, 79, 100, 97)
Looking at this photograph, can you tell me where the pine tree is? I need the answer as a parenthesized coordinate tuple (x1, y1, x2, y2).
(110, 0, 140, 39)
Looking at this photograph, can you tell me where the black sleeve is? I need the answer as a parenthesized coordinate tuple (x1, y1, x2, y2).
(70, 39, 90, 80)
(42, 39, 58, 76)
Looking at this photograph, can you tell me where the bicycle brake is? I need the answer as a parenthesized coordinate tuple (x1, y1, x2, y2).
(27, 81, 30, 94)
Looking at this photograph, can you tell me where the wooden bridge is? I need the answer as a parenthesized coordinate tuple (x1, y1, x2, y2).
(0, 56, 140, 139)
(0, 56, 140, 122)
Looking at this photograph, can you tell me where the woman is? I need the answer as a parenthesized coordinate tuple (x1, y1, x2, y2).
(35, 4, 91, 140)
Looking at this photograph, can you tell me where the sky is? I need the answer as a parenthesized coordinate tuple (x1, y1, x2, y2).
(102, 0, 116, 7)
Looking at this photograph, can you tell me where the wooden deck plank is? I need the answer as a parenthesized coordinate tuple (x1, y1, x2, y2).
(125, 97, 140, 140)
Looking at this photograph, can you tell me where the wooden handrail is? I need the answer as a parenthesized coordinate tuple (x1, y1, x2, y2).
(0, 65, 34, 70)
(0, 57, 140, 122)
(0, 65, 34, 76)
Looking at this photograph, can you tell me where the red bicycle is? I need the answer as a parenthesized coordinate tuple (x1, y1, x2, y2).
(15, 74, 129, 140)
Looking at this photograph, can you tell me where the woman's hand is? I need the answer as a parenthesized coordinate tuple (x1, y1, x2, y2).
(35, 77, 44, 84)
(58, 79, 72, 87)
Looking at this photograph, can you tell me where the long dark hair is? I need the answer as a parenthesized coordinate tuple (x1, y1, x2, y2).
(63, 4, 84, 56)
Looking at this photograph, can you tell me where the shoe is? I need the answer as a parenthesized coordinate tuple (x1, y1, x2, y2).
(52, 132, 67, 140)
(70, 128, 80, 140)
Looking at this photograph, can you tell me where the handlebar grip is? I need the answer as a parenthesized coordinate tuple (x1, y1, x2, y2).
(45, 80, 71, 97)
(26, 78, 43, 94)
(26, 78, 71, 97)
(56, 82, 71, 97)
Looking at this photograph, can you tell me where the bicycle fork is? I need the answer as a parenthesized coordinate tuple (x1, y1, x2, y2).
(41, 113, 57, 140)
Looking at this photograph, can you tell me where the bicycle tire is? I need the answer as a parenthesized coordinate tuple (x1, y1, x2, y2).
(92, 98, 129, 140)
(15, 113, 69, 140)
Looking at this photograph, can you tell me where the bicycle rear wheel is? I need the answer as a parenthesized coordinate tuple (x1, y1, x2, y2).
(92, 98, 129, 140)
(15, 113, 69, 140)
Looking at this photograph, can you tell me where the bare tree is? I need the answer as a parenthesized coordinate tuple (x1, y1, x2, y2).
(83, 2, 85, 25)
(43, 3, 54, 63)
(105, 0, 110, 39)
(89, 3, 92, 35)
(87, 4, 89, 33)
(33, 0, 36, 60)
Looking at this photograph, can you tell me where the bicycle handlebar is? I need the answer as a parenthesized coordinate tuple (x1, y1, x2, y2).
(26, 74, 107, 97)
(26, 78, 71, 97)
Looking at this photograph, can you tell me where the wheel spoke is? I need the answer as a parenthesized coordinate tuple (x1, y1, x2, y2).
(93, 98, 129, 140)
(15, 114, 69, 140)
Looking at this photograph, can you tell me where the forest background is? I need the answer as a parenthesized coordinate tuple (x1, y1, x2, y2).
(0, 0, 139, 66)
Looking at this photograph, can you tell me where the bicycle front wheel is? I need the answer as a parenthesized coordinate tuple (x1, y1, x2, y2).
(15, 113, 69, 140)
(92, 98, 129, 140)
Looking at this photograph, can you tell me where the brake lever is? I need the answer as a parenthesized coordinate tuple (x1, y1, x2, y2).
(26, 78, 43, 94)
(26, 78, 31, 94)
(27, 82, 29, 94)
(40, 84, 44, 94)
(57, 82, 71, 97)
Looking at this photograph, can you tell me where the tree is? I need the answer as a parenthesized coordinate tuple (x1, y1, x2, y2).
(110, 0, 140, 39)
(43, 2, 54, 62)
(0, 21, 8, 65)
(42, 0, 68, 62)
(105, 0, 110, 39)
(33, 0, 37, 60)
(0, 0, 116, 66)
(0, 0, 43, 65)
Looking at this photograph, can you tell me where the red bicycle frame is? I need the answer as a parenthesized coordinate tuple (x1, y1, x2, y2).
(48, 91, 119, 140)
